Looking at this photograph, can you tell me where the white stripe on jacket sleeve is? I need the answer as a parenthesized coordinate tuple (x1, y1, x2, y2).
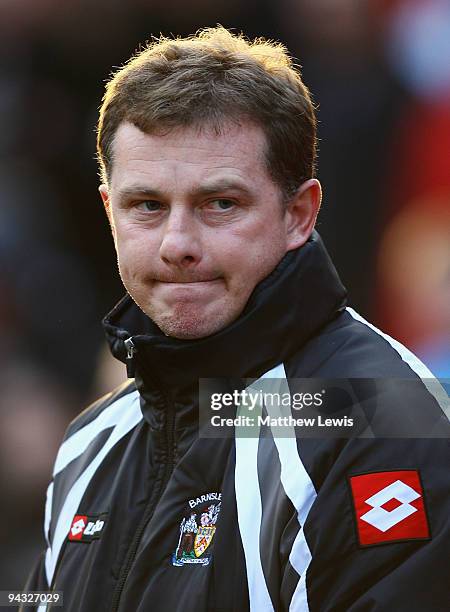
(346, 307, 449, 418)
(53, 390, 140, 476)
(44, 392, 142, 587)
(261, 364, 317, 612)
(235, 396, 275, 612)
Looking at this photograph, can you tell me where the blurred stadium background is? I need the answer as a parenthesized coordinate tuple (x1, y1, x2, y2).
(0, 0, 449, 590)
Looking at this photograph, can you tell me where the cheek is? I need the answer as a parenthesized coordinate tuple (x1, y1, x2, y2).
(114, 226, 158, 277)
(222, 228, 286, 288)
(235, 218, 287, 258)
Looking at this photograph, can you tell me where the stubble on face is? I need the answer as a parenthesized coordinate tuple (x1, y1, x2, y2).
(106, 121, 290, 340)
(148, 292, 232, 339)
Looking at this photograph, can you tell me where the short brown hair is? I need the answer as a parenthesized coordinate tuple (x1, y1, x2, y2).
(97, 26, 317, 200)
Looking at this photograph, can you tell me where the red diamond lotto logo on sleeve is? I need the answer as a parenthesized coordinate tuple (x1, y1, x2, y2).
(349, 470, 430, 546)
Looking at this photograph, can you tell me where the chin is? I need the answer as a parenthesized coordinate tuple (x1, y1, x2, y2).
(159, 319, 219, 340)
(154, 309, 238, 340)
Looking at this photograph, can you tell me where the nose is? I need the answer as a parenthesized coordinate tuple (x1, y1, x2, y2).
(159, 205, 202, 268)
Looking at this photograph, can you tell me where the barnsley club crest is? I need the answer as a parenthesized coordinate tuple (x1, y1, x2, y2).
(172, 495, 221, 566)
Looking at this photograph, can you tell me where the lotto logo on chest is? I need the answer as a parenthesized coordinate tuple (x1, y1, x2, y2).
(68, 513, 108, 543)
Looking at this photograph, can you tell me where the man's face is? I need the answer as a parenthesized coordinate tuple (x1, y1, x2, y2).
(100, 120, 316, 339)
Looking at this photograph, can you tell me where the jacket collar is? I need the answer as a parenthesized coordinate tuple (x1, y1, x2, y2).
(102, 230, 347, 393)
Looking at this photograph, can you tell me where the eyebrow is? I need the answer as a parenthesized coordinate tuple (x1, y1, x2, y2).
(116, 179, 254, 202)
(193, 179, 253, 198)
(117, 186, 164, 202)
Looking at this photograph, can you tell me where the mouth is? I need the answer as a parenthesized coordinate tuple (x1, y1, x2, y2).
(153, 278, 224, 297)
(154, 277, 222, 285)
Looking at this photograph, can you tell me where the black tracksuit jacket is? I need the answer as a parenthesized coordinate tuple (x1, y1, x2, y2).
(23, 232, 449, 611)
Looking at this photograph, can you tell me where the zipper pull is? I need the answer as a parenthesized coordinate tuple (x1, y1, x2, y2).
(124, 337, 136, 378)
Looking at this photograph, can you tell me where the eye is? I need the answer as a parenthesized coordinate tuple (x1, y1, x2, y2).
(207, 199, 236, 211)
(136, 200, 163, 212)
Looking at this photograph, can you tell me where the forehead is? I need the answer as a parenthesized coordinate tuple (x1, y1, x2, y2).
(109, 120, 274, 193)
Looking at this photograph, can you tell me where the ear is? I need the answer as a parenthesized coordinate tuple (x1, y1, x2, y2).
(285, 179, 322, 251)
(99, 184, 116, 244)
